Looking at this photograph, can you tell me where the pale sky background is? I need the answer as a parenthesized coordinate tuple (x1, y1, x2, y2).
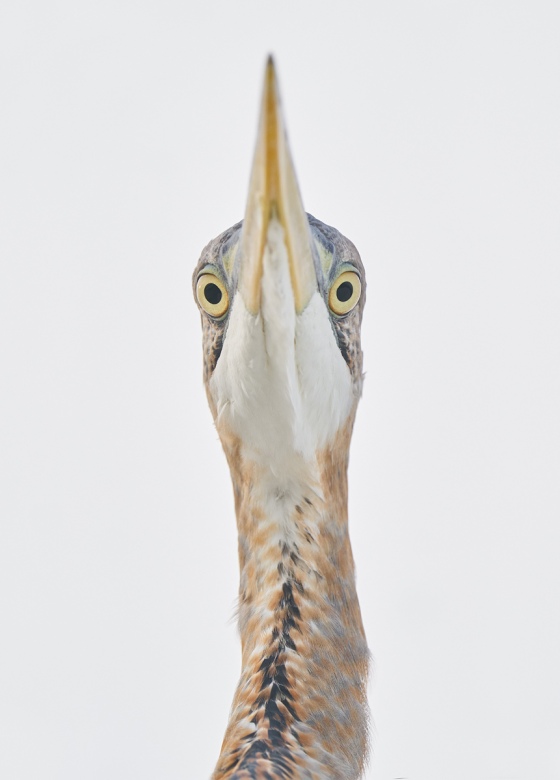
(1, 1, 559, 779)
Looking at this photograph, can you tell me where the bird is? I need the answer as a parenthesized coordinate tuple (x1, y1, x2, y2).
(193, 57, 369, 780)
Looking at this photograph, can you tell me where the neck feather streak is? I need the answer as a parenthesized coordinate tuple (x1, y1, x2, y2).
(212, 423, 369, 780)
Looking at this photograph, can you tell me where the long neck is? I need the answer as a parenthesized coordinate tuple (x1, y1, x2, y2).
(213, 424, 369, 780)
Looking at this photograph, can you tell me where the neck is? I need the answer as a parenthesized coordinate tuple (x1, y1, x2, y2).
(213, 420, 369, 780)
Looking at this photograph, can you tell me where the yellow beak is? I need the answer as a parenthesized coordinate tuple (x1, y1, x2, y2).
(239, 57, 317, 315)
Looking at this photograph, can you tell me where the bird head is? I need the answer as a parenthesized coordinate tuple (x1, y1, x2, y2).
(193, 59, 366, 479)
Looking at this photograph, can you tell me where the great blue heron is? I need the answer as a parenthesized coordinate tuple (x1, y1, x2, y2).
(193, 57, 369, 780)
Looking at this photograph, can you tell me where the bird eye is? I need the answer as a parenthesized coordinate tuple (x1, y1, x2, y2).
(196, 273, 229, 318)
(328, 271, 361, 316)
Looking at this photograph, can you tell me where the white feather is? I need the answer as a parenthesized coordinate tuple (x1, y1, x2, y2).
(209, 218, 354, 481)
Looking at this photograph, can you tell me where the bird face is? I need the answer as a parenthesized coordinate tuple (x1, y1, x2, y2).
(193, 60, 365, 473)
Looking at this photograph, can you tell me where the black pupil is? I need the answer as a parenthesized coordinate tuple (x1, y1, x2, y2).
(204, 283, 222, 305)
(336, 281, 353, 303)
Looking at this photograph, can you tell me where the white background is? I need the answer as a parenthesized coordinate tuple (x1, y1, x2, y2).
(1, 1, 559, 778)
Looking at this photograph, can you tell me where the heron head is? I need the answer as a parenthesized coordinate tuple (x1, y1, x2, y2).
(193, 58, 366, 473)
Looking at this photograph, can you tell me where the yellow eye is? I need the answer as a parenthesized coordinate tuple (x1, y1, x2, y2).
(328, 271, 361, 315)
(196, 273, 229, 318)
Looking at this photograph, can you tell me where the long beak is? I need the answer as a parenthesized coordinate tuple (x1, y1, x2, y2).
(239, 57, 317, 315)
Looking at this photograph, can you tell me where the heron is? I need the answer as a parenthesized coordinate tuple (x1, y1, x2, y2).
(193, 58, 369, 780)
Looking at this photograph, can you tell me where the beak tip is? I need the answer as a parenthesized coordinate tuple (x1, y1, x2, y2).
(265, 55, 278, 95)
